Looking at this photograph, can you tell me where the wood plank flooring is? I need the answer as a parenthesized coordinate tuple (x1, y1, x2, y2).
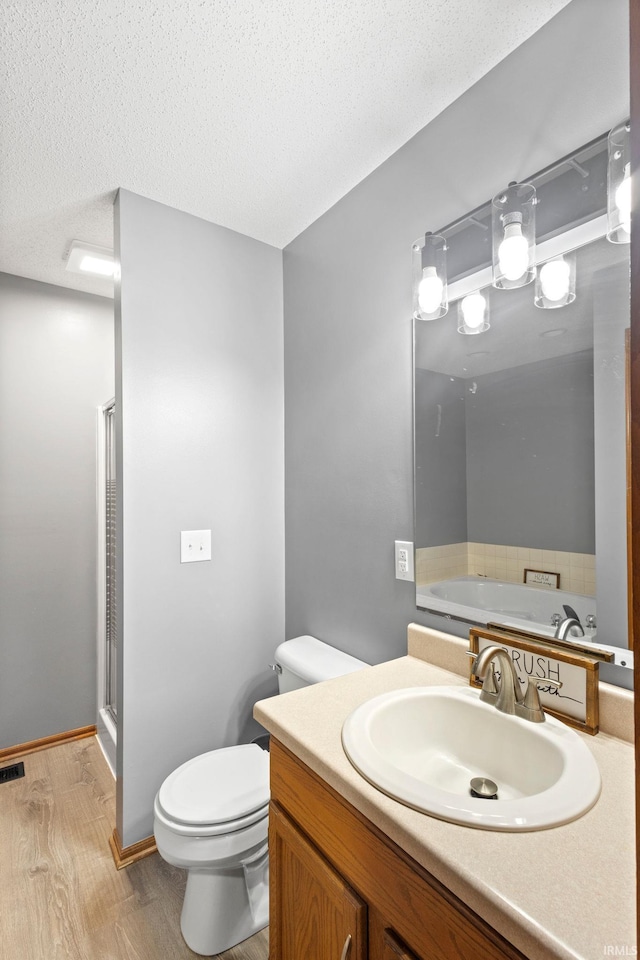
(0, 738, 269, 960)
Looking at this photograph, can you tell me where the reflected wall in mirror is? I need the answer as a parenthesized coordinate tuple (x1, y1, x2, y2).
(413, 137, 631, 686)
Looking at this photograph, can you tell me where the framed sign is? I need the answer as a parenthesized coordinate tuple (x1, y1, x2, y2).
(468, 626, 600, 735)
(523, 568, 560, 589)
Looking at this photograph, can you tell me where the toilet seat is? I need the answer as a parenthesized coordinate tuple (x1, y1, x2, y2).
(155, 743, 270, 836)
(154, 799, 269, 837)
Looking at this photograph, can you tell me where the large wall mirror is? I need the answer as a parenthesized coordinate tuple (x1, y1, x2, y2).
(413, 132, 633, 689)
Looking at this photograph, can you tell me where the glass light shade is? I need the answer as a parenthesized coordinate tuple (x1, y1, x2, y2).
(412, 233, 448, 320)
(457, 290, 490, 335)
(534, 254, 576, 309)
(607, 121, 631, 244)
(492, 182, 536, 289)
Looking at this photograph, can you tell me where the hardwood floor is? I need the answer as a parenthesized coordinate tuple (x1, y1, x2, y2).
(0, 738, 269, 960)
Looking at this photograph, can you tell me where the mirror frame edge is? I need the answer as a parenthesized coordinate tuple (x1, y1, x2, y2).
(630, 0, 640, 941)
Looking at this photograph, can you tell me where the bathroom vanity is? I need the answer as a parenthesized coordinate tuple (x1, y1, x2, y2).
(254, 625, 636, 960)
(269, 739, 523, 959)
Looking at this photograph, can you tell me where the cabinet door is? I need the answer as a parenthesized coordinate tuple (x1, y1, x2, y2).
(270, 802, 366, 960)
(271, 740, 527, 960)
(382, 928, 420, 960)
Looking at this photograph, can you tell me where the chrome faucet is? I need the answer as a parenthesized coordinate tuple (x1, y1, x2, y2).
(554, 616, 585, 640)
(468, 644, 562, 723)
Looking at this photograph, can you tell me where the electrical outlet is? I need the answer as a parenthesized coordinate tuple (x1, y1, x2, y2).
(395, 540, 414, 581)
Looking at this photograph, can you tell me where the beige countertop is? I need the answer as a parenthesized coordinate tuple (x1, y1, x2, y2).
(254, 624, 636, 960)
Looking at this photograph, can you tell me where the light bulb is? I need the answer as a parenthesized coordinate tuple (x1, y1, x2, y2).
(461, 293, 486, 329)
(615, 162, 631, 234)
(418, 266, 444, 315)
(540, 258, 571, 302)
(498, 222, 530, 282)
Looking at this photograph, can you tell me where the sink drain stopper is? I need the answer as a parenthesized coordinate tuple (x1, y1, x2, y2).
(470, 777, 498, 800)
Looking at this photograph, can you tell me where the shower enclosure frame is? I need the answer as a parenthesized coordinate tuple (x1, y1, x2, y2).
(96, 397, 117, 775)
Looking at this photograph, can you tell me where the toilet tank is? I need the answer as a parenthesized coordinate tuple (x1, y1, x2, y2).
(274, 636, 368, 694)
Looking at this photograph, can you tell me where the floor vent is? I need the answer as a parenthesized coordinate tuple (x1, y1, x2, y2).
(0, 761, 25, 784)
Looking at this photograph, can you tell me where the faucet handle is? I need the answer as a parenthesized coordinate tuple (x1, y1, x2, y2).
(467, 650, 500, 699)
(522, 677, 562, 722)
(535, 678, 562, 692)
(466, 651, 497, 688)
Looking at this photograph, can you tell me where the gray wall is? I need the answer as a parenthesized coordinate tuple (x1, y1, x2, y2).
(115, 190, 284, 846)
(415, 353, 596, 554)
(465, 353, 595, 553)
(283, 0, 629, 661)
(414, 369, 467, 548)
(0, 273, 114, 748)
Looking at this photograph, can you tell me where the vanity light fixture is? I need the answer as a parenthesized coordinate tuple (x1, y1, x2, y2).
(491, 181, 536, 289)
(412, 232, 448, 320)
(457, 290, 490, 335)
(534, 254, 576, 309)
(414, 128, 623, 328)
(65, 240, 115, 278)
(606, 120, 631, 244)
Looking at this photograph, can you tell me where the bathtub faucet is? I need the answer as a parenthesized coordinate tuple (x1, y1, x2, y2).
(554, 616, 585, 640)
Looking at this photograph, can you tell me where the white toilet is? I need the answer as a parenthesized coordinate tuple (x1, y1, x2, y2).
(153, 635, 368, 956)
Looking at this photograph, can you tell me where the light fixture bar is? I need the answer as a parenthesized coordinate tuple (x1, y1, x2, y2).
(467, 216, 490, 232)
(566, 158, 590, 179)
(437, 129, 610, 243)
(447, 214, 607, 304)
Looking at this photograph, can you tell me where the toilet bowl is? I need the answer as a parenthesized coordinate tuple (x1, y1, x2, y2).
(153, 636, 368, 956)
(153, 743, 270, 956)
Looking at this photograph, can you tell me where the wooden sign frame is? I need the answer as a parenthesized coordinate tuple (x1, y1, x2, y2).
(469, 626, 600, 735)
(523, 568, 560, 589)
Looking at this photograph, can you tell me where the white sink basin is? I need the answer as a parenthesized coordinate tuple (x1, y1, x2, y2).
(341, 686, 601, 831)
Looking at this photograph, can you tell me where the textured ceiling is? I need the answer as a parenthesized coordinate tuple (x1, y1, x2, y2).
(1, 0, 572, 298)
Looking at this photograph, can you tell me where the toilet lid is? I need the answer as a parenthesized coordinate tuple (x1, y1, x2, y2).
(156, 743, 270, 826)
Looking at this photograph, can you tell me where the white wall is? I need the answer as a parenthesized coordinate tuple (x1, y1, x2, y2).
(0, 273, 114, 747)
(115, 190, 284, 846)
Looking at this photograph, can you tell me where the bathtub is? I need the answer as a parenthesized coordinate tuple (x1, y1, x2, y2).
(417, 575, 597, 639)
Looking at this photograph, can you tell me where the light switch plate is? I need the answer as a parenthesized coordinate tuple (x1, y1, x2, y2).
(395, 540, 414, 581)
(181, 529, 212, 563)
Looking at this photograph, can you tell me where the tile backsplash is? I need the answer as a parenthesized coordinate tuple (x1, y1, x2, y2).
(416, 542, 595, 597)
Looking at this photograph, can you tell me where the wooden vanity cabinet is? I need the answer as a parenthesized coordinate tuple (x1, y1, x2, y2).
(270, 804, 366, 960)
(380, 925, 421, 960)
(269, 739, 528, 960)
